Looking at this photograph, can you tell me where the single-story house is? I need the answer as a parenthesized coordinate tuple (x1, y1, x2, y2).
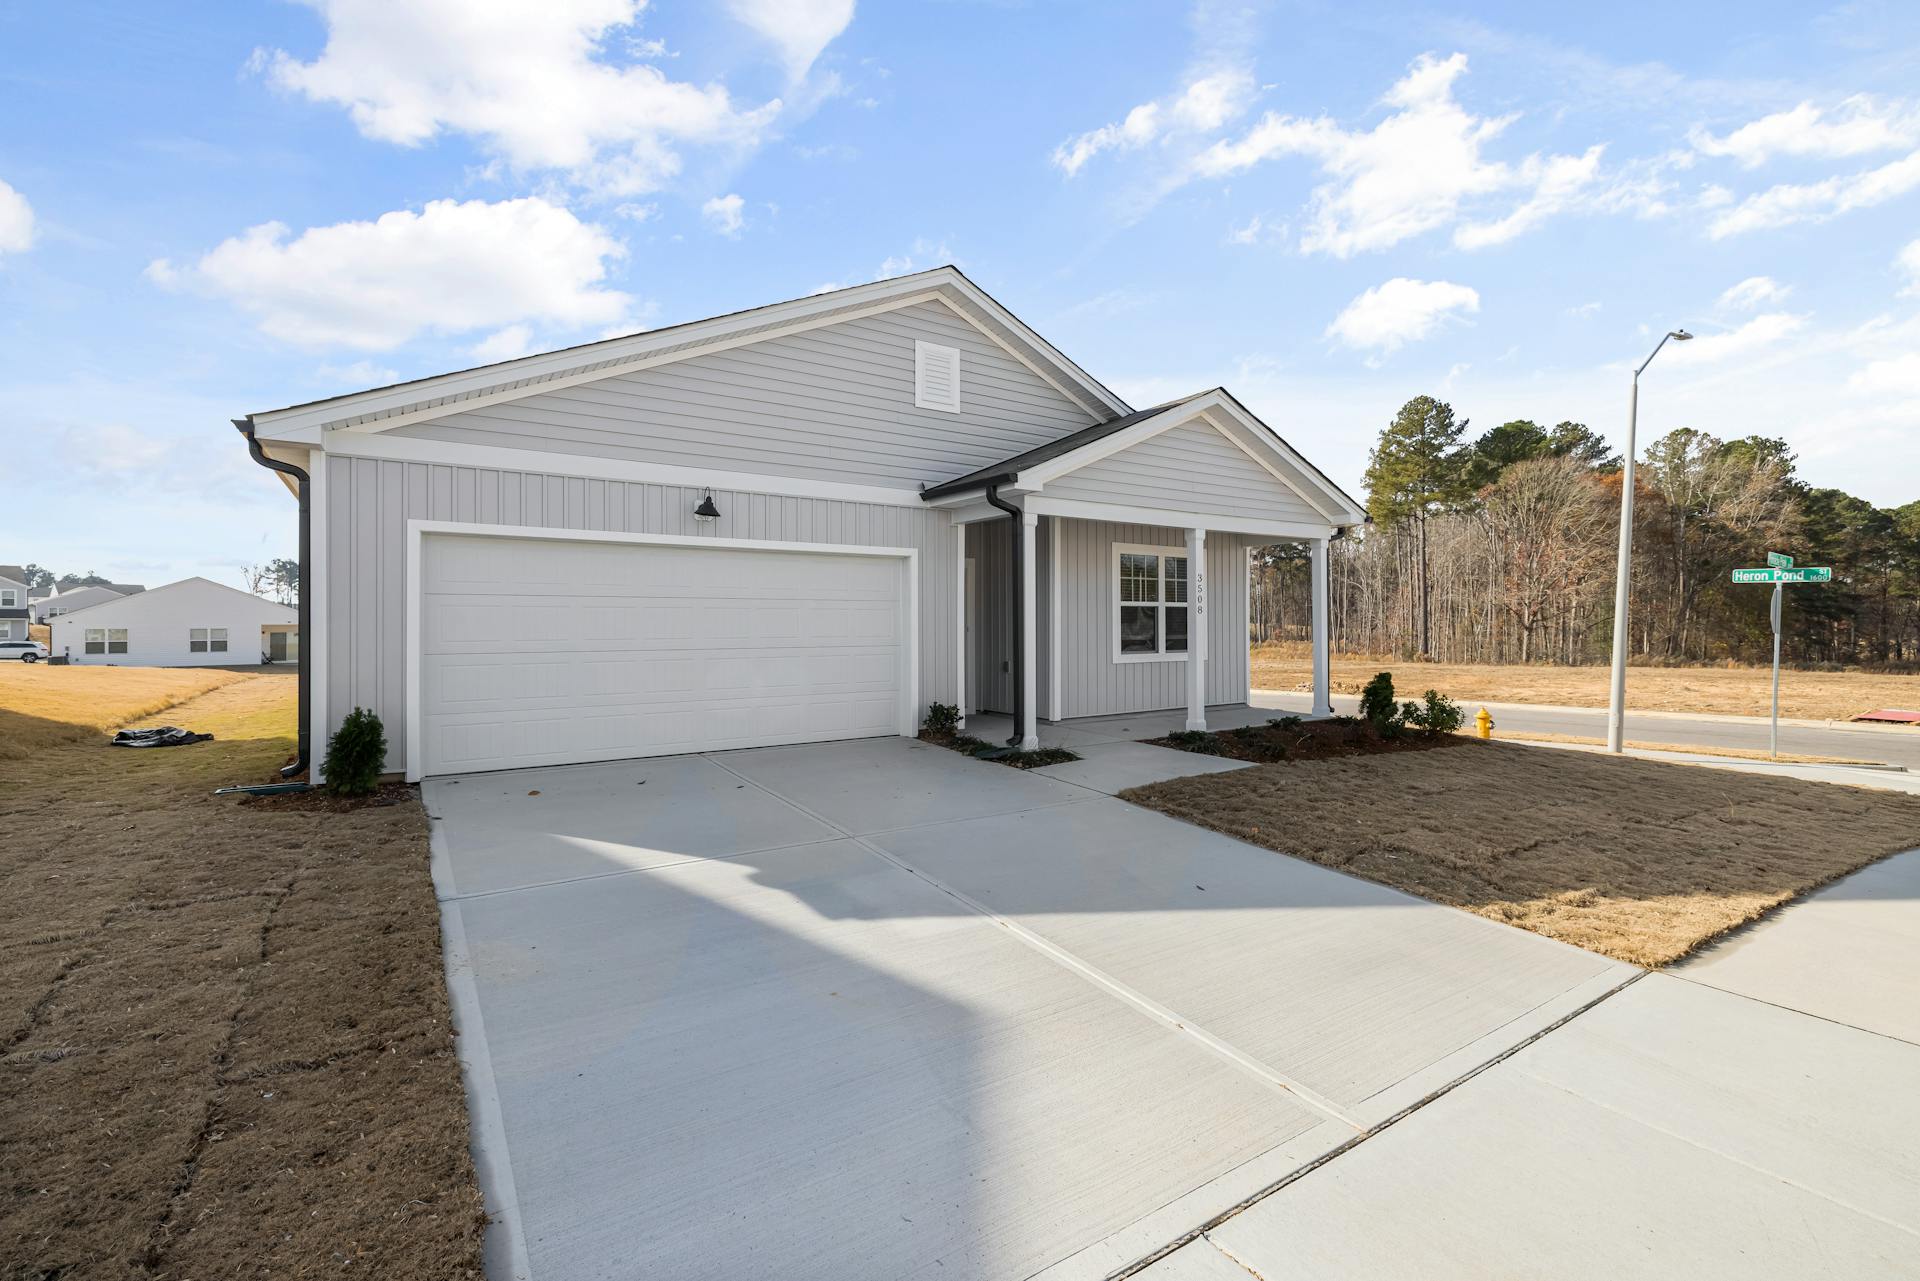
(35, 582, 145, 623)
(50, 577, 298, 667)
(237, 267, 1364, 782)
(0, 566, 30, 642)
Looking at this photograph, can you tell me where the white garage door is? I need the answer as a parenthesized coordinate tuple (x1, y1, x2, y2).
(418, 533, 908, 776)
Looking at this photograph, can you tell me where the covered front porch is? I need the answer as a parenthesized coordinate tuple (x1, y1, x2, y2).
(920, 389, 1365, 752)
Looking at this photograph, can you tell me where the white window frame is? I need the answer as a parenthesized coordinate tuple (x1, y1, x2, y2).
(108, 628, 128, 654)
(189, 627, 229, 654)
(0, 620, 15, 639)
(1111, 542, 1191, 663)
(913, 340, 961, 413)
(0, 588, 17, 607)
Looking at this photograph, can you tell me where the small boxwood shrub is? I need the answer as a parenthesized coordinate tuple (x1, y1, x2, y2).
(1166, 729, 1224, 755)
(322, 706, 387, 796)
(1413, 689, 1465, 734)
(923, 702, 961, 736)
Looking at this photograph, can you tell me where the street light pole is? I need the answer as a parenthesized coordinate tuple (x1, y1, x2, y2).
(1606, 329, 1692, 754)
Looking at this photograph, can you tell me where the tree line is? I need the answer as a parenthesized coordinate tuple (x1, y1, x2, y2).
(1251, 396, 1920, 668)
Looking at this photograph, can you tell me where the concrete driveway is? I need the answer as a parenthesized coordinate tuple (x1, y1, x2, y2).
(427, 736, 1634, 1280)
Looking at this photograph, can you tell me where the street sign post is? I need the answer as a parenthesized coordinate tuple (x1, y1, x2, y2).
(1731, 556, 1833, 757)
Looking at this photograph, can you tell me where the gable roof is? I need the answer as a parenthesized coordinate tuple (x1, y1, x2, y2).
(0, 565, 26, 587)
(48, 576, 295, 622)
(919, 387, 1368, 526)
(244, 267, 1131, 443)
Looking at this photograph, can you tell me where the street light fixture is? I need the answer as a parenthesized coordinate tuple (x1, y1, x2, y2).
(1606, 328, 1692, 753)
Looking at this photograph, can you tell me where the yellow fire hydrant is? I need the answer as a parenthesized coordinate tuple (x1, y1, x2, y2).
(1475, 707, 1494, 740)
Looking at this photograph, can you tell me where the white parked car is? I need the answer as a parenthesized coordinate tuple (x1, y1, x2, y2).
(0, 639, 49, 663)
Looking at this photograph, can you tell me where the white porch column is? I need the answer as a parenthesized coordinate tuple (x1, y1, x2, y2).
(1185, 526, 1207, 731)
(1020, 509, 1039, 750)
(1311, 535, 1332, 716)
(954, 518, 967, 729)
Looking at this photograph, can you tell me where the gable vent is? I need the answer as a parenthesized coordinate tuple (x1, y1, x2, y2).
(914, 340, 961, 412)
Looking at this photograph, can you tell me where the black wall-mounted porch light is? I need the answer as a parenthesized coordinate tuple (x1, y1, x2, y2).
(693, 491, 721, 522)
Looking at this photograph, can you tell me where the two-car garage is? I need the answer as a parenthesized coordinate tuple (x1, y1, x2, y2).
(412, 530, 914, 778)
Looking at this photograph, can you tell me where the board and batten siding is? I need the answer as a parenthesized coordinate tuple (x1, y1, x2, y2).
(387, 301, 1099, 490)
(321, 454, 959, 773)
(965, 515, 1249, 719)
(1046, 419, 1324, 525)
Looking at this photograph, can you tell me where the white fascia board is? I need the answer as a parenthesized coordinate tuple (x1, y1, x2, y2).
(1024, 495, 1332, 542)
(252, 267, 1128, 438)
(324, 430, 928, 508)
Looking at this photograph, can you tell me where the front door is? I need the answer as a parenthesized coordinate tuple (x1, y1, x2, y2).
(269, 631, 288, 661)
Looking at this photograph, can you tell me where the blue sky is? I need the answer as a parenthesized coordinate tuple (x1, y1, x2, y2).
(5, 0, 1919, 585)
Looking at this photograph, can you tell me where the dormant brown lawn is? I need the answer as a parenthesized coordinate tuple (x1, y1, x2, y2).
(1250, 643, 1920, 723)
(1124, 739, 1920, 966)
(0, 668, 485, 1279)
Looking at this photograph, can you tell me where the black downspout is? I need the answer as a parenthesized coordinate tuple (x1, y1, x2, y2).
(983, 483, 1023, 748)
(237, 417, 311, 779)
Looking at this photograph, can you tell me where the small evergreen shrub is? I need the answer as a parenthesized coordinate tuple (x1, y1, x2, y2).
(323, 706, 387, 796)
(1417, 689, 1465, 734)
(923, 702, 961, 736)
(1167, 729, 1224, 755)
(1358, 671, 1398, 730)
(1268, 715, 1305, 731)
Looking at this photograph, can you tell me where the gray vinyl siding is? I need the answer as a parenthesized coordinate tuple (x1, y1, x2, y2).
(1046, 419, 1323, 525)
(1051, 519, 1250, 718)
(966, 516, 1248, 720)
(390, 301, 1098, 490)
(320, 454, 959, 773)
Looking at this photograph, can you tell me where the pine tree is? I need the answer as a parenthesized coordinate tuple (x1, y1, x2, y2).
(1363, 396, 1469, 656)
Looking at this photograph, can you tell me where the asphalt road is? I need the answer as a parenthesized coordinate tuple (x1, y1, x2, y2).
(1252, 689, 1920, 770)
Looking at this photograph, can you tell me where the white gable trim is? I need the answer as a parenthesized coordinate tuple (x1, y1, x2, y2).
(251, 269, 1127, 442)
(1016, 391, 1366, 526)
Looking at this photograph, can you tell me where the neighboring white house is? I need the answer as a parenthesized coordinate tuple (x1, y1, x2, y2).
(0, 565, 29, 643)
(50, 578, 297, 667)
(36, 582, 145, 623)
(239, 266, 1367, 781)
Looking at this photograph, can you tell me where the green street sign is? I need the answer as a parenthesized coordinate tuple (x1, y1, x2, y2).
(1767, 551, 1794, 568)
(1732, 566, 1831, 583)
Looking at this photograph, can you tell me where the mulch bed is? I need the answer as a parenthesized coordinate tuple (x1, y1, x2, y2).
(0, 678, 486, 1280)
(1148, 716, 1466, 763)
(918, 729, 1080, 769)
(239, 780, 418, 812)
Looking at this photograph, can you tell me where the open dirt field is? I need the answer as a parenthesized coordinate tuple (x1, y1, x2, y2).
(0, 669, 485, 1279)
(1124, 740, 1920, 966)
(1251, 644, 1920, 722)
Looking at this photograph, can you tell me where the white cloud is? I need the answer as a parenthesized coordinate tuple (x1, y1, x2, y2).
(1718, 276, 1790, 310)
(724, 0, 855, 80)
(1665, 312, 1807, 365)
(1226, 214, 1265, 245)
(1566, 300, 1603, 318)
(1708, 148, 1920, 238)
(470, 323, 535, 362)
(1326, 277, 1480, 354)
(1898, 239, 1920, 296)
(261, 0, 794, 195)
(149, 197, 630, 350)
(315, 359, 400, 387)
(1189, 53, 1602, 256)
(1052, 68, 1255, 176)
(0, 179, 33, 255)
(701, 193, 746, 236)
(1847, 352, 1920, 400)
(1692, 95, 1920, 168)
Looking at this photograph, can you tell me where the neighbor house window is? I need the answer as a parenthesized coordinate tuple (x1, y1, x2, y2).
(1113, 544, 1189, 661)
(189, 627, 228, 654)
(84, 628, 106, 655)
(0, 588, 17, 607)
(108, 629, 128, 654)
